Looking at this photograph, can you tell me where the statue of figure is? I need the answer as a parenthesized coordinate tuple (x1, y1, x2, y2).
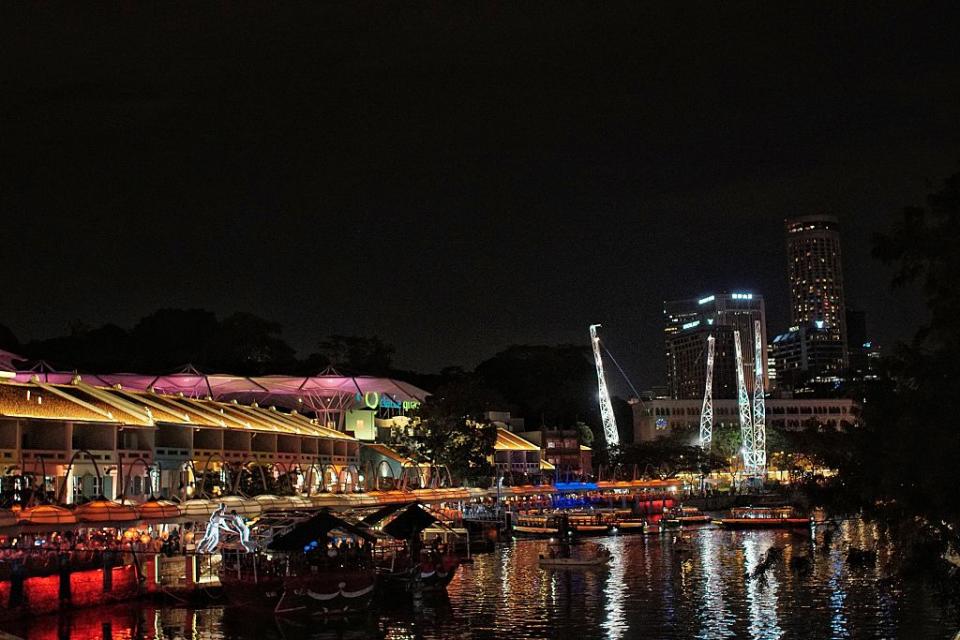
(197, 503, 255, 553)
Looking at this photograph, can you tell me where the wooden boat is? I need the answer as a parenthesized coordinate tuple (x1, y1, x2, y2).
(717, 507, 811, 529)
(539, 555, 609, 568)
(568, 514, 611, 534)
(513, 514, 560, 536)
(643, 521, 663, 535)
(538, 542, 610, 569)
(614, 518, 646, 532)
(217, 510, 378, 617)
(365, 503, 464, 595)
(664, 506, 711, 527)
(377, 551, 461, 593)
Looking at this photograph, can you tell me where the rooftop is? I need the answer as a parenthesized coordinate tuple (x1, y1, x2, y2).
(0, 377, 354, 440)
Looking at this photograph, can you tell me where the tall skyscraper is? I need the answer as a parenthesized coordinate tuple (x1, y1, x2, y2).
(664, 292, 767, 399)
(785, 214, 848, 368)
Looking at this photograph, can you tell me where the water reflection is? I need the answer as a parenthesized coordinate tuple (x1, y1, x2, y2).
(0, 521, 955, 640)
(742, 536, 783, 639)
(602, 537, 626, 640)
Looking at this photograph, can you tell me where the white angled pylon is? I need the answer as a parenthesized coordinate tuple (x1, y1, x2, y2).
(699, 335, 716, 451)
(589, 324, 620, 448)
(752, 319, 767, 475)
(734, 330, 756, 474)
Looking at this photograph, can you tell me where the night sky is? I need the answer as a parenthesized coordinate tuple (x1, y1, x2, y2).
(3, 3, 958, 393)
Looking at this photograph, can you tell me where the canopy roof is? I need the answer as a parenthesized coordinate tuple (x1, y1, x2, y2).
(0, 378, 352, 439)
(267, 510, 378, 551)
(382, 503, 437, 540)
(494, 428, 541, 452)
(10, 369, 429, 414)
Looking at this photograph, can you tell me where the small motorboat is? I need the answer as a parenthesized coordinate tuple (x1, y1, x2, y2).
(513, 514, 561, 536)
(538, 542, 610, 569)
(718, 507, 811, 529)
(539, 554, 610, 568)
(664, 506, 712, 527)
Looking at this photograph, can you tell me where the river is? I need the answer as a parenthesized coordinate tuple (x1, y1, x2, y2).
(1, 520, 957, 639)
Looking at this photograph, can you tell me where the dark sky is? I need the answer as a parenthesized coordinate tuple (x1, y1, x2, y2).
(2, 3, 958, 393)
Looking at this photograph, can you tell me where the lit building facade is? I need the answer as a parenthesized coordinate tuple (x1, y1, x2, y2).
(785, 214, 848, 368)
(0, 377, 360, 503)
(664, 292, 767, 399)
(771, 323, 846, 387)
(633, 396, 858, 443)
(515, 429, 592, 477)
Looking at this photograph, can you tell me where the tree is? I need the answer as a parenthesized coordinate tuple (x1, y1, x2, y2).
(387, 373, 503, 486)
(130, 308, 219, 370)
(576, 421, 595, 446)
(474, 344, 601, 427)
(210, 312, 296, 374)
(314, 335, 395, 376)
(819, 172, 960, 556)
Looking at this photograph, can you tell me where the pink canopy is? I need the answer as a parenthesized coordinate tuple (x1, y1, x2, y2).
(0, 349, 25, 372)
(10, 369, 429, 419)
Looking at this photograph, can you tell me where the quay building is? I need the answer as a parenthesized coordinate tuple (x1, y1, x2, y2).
(0, 370, 430, 504)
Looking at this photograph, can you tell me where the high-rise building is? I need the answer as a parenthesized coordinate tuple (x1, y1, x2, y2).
(785, 214, 848, 368)
(845, 309, 869, 376)
(770, 323, 846, 388)
(664, 292, 767, 399)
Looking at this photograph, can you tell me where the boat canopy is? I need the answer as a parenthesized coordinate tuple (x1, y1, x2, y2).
(267, 511, 378, 551)
(360, 501, 413, 526)
(382, 504, 437, 540)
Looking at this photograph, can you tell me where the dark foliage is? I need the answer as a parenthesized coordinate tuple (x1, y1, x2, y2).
(817, 172, 960, 551)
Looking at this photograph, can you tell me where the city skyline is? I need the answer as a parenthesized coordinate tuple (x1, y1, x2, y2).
(2, 4, 954, 393)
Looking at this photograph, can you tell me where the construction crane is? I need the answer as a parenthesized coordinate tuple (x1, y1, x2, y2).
(699, 335, 716, 451)
(752, 319, 767, 474)
(589, 324, 620, 448)
(734, 330, 756, 474)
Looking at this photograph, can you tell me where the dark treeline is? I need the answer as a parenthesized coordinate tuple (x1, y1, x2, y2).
(0, 313, 628, 444)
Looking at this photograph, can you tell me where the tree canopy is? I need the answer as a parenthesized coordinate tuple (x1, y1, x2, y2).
(823, 172, 960, 548)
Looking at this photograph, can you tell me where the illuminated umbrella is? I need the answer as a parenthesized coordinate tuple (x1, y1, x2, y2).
(19, 504, 78, 525)
(0, 508, 17, 528)
(137, 499, 181, 521)
(219, 495, 261, 517)
(253, 495, 297, 512)
(285, 495, 313, 510)
(309, 493, 344, 508)
(180, 498, 217, 519)
(74, 498, 140, 523)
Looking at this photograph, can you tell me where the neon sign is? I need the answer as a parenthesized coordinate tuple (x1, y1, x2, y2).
(354, 392, 420, 412)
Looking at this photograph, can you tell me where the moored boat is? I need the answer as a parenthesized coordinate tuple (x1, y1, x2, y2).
(664, 506, 712, 527)
(365, 503, 464, 595)
(568, 513, 611, 534)
(216, 509, 378, 617)
(538, 541, 610, 569)
(512, 514, 560, 536)
(717, 506, 811, 529)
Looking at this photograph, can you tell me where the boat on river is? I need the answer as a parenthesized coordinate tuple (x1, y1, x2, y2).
(568, 513, 611, 534)
(717, 506, 811, 529)
(363, 503, 463, 595)
(217, 510, 377, 617)
(512, 514, 560, 536)
(539, 541, 610, 569)
(664, 506, 711, 527)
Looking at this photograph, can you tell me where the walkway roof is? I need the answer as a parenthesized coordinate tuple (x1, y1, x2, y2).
(494, 428, 541, 452)
(9, 369, 429, 413)
(0, 378, 353, 439)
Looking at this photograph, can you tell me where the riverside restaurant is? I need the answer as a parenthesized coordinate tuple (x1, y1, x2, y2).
(0, 373, 475, 617)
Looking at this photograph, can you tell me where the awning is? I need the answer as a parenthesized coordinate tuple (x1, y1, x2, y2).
(268, 511, 377, 551)
(382, 504, 437, 540)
